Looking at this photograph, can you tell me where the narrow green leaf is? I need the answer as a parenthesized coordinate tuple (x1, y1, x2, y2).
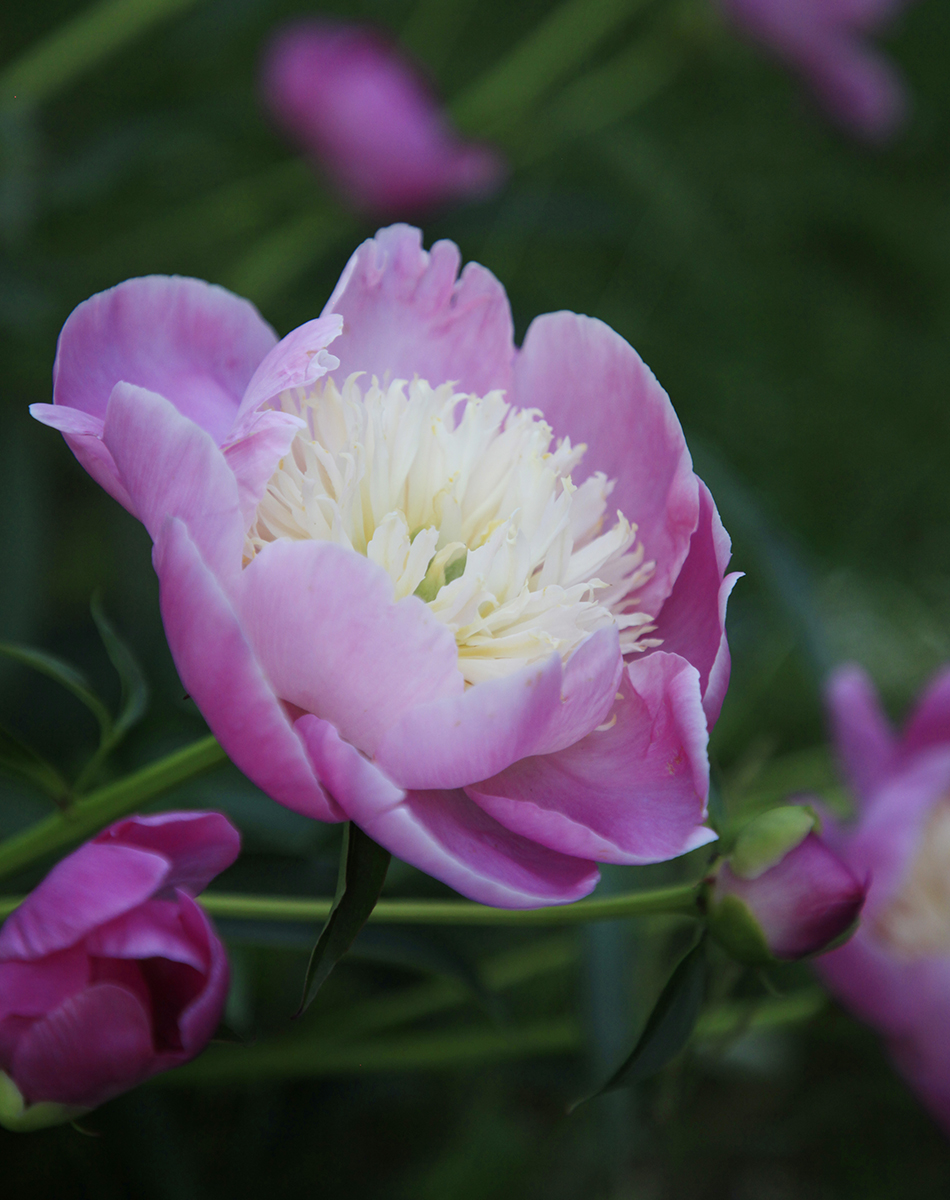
(571, 935, 707, 1109)
(90, 595, 148, 740)
(298, 823, 391, 1014)
(0, 642, 112, 741)
(0, 722, 70, 803)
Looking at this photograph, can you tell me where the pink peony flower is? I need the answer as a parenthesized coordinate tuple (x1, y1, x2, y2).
(31, 224, 739, 909)
(0, 811, 238, 1129)
(717, 0, 914, 140)
(815, 664, 950, 1132)
(259, 21, 505, 217)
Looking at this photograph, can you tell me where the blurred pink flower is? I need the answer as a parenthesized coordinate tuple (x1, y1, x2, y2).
(260, 21, 505, 216)
(0, 812, 238, 1129)
(31, 224, 738, 909)
(717, 0, 914, 140)
(816, 664, 950, 1132)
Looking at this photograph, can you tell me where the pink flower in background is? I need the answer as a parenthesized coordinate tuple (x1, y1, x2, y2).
(815, 664, 950, 1133)
(717, 0, 915, 140)
(31, 224, 738, 909)
(0, 812, 238, 1129)
(260, 21, 505, 216)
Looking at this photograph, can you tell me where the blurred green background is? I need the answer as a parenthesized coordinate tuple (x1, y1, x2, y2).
(2, 0, 950, 1195)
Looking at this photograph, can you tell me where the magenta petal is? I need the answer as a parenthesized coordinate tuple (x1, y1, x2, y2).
(468, 652, 713, 864)
(222, 408, 305, 528)
(52, 275, 277, 444)
(154, 518, 340, 821)
(902, 665, 950, 759)
(11, 983, 156, 1108)
(654, 482, 740, 727)
(29, 404, 136, 513)
(96, 812, 240, 897)
(84, 900, 206, 970)
(802, 34, 908, 141)
(173, 895, 229, 1058)
(323, 225, 515, 396)
(237, 538, 462, 755)
(513, 311, 699, 617)
(0, 949, 90, 1022)
(825, 664, 897, 804)
(295, 714, 406, 821)
(0, 844, 169, 960)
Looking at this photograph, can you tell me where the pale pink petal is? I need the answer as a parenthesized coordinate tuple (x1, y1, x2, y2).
(0, 949, 90, 1022)
(295, 714, 406, 820)
(654, 482, 740, 727)
(222, 408, 306, 528)
(233, 314, 343, 423)
(84, 900, 206, 971)
(95, 811, 240, 897)
(29, 403, 134, 513)
(323, 225, 515, 396)
(825, 664, 898, 804)
(0, 845, 168, 960)
(237, 538, 462, 756)
(513, 311, 699, 617)
(901, 665, 950, 759)
(173, 895, 229, 1057)
(102, 383, 245, 588)
(52, 275, 277, 444)
(11, 984, 155, 1107)
(154, 518, 340, 822)
(467, 652, 713, 863)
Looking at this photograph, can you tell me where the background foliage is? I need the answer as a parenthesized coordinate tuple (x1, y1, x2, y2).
(2, 0, 950, 1195)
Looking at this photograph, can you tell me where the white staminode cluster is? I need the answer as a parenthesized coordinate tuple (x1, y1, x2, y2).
(877, 800, 950, 957)
(246, 374, 658, 684)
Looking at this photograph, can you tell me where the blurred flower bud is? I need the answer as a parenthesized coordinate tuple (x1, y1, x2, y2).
(0, 812, 239, 1130)
(706, 806, 866, 965)
(260, 20, 506, 217)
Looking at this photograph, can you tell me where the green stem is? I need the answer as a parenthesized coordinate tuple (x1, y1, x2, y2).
(0, 735, 225, 882)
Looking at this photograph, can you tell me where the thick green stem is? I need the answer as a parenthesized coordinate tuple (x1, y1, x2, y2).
(0, 735, 225, 882)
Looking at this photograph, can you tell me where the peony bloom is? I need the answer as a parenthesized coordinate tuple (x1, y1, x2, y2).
(816, 664, 950, 1133)
(31, 224, 738, 909)
(260, 21, 505, 217)
(717, 0, 915, 140)
(705, 805, 866, 965)
(0, 812, 238, 1130)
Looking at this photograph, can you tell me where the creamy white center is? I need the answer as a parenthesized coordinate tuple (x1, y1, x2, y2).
(875, 798, 950, 957)
(246, 374, 658, 684)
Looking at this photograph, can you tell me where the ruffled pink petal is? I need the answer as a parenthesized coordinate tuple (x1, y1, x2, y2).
(83, 900, 207, 970)
(237, 538, 462, 756)
(96, 812, 240, 897)
(28, 404, 135, 513)
(654, 481, 739, 727)
(233, 314, 343, 423)
(52, 275, 277, 444)
(513, 311, 699, 617)
(0, 844, 169, 960)
(902, 665, 950, 759)
(153, 518, 340, 821)
(0, 948, 90, 1022)
(467, 652, 714, 863)
(10, 983, 156, 1108)
(222, 408, 306, 528)
(825, 664, 897, 804)
(322, 225, 515, 397)
(172, 895, 229, 1058)
(376, 629, 624, 791)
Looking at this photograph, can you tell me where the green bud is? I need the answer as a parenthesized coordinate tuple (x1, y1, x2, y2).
(728, 805, 817, 880)
(0, 1071, 89, 1133)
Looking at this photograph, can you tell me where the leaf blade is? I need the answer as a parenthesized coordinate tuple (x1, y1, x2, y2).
(90, 594, 149, 741)
(0, 641, 112, 741)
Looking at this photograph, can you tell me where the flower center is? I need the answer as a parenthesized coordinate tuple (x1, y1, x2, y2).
(875, 797, 950, 957)
(246, 375, 658, 684)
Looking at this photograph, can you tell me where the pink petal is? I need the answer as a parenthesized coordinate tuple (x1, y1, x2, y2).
(902, 665, 950, 759)
(825, 664, 897, 804)
(222, 408, 306, 528)
(295, 714, 406, 821)
(323, 225, 515, 397)
(237, 538, 462, 756)
(10, 983, 156, 1107)
(172, 895, 229, 1058)
(52, 275, 277, 444)
(233, 314, 343, 423)
(0, 948, 90, 1022)
(467, 652, 714, 863)
(801, 34, 908, 141)
(513, 311, 700, 617)
(654, 481, 740, 727)
(0, 844, 169, 960)
(153, 518, 340, 822)
(28, 404, 135, 513)
(84, 900, 208, 971)
(95, 811, 240, 897)
(102, 382, 245, 588)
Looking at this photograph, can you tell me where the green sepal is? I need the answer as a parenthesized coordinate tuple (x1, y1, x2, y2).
(729, 805, 817, 880)
(0, 1071, 88, 1133)
(705, 892, 774, 967)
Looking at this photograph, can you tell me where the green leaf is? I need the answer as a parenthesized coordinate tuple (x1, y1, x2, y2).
(297, 823, 391, 1015)
(0, 641, 112, 741)
(571, 935, 707, 1109)
(90, 594, 148, 741)
(0, 722, 70, 803)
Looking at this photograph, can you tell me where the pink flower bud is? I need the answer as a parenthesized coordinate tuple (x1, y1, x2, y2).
(260, 21, 505, 217)
(0, 812, 239, 1129)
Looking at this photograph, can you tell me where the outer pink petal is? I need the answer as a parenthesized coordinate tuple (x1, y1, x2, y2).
(0, 845, 168, 960)
(83, 900, 206, 970)
(0, 949, 90, 1022)
(28, 404, 135, 512)
(902, 665, 950, 759)
(237, 538, 462, 756)
(467, 652, 714, 864)
(801, 34, 908, 141)
(233, 314, 343, 423)
(11, 983, 155, 1108)
(154, 518, 340, 822)
(654, 481, 739, 727)
(94, 811, 240, 897)
(222, 408, 305, 528)
(103, 383, 245, 588)
(512, 311, 699, 617)
(52, 275, 277, 444)
(172, 895, 229, 1058)
(322, 225, 515, 396)
(295, 714, 406, 819)
(825, 664, 897, 804)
